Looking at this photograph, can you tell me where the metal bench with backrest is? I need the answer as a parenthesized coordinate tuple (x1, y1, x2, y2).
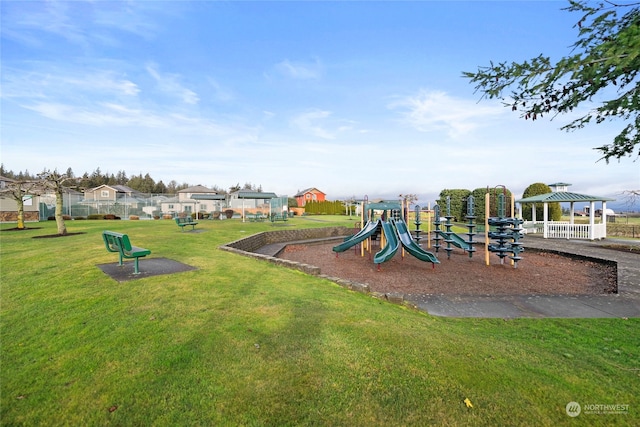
(175, 217, 199, 231)
(102, 231, 151, 274)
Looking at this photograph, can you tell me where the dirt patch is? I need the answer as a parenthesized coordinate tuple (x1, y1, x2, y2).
(278, 242, 617, 296)
(32, 232, 86, 239)
(1, 227, 43, 231)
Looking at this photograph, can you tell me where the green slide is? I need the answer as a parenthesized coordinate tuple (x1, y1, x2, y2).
(394, 220, 440, 265)
(332, 220, 381, 253)
(437, 230, 473, 252)
(373, 220, 400, 264)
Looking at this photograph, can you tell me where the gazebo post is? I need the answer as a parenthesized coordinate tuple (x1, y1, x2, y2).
(588, 201, 596, 240)
(602, 201, 608, 238)
(543, 202, 549, 238)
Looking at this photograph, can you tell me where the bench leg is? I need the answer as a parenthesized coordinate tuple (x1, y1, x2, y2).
(133, 257, 141, 274)
(118, 253, 124, 266)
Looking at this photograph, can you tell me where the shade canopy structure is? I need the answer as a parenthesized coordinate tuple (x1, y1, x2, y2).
(515, 184, 615, 240)
(234, 191, 280, 222)
(235, 191, 278, 200)
(190, 194, 227, 201)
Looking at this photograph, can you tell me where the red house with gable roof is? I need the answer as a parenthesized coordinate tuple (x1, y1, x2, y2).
(294, 188, 326, 207)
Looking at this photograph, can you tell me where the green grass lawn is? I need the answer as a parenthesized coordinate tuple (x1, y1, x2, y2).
(1, 217, 638, 426)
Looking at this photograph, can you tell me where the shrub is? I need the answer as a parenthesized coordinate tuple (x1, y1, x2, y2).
(129, 215, 140, 220)
(87, 214, 105, 220)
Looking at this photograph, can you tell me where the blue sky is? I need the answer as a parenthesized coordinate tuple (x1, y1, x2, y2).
(1, 0, 638, 208)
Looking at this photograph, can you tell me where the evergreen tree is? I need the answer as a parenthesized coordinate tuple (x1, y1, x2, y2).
(464, 1, 640, 161)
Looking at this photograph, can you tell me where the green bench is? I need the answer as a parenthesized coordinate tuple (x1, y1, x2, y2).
(175, 217, 199, 231)
(102, 231, 151, 274)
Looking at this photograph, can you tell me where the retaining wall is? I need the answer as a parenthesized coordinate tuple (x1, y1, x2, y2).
(219, 226, 419, 307)
(222, 226, 350, 253)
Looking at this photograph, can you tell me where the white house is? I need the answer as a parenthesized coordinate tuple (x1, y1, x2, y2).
(160, 185, 221, 216)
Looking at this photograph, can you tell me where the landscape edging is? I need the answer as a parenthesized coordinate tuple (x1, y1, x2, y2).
(219, 226, 416, 308)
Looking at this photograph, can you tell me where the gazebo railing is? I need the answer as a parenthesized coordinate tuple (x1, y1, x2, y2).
(544, 221, 606, 240)
(523, 221, 606, 239)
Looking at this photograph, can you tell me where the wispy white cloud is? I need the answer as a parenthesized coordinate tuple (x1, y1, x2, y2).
(1, 0, 159, 48)
(146, 64, 199, 105)
(290, 109, 335, 139)
(389, 90, 504, 138)
(1, 65, 139, 101)
(273, 57, 324, 80)
(207, 77, 234, 102)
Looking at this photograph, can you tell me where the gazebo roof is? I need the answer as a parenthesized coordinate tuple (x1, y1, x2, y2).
(516, 192, 615, 203)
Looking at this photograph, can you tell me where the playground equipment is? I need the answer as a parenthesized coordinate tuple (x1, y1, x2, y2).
(332, 198, 439, 269)
(486, 191, 524, 268)
(430, 190, 524, 268)
(433, 196, 475, 259)
(333, 188, 524, 270)
(413, 205, 423, 246)
(332, 219, 381, 253)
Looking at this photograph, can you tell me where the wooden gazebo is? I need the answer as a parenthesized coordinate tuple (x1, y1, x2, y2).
(516, 183, 615, 240)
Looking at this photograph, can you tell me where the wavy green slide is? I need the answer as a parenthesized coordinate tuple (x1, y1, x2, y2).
(332, 219, 381, 253)
(394, 220, 440, 264)
(373, 220, 400, 264)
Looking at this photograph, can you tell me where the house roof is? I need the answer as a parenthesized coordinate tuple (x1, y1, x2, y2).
(295, 187, 325, 197)
(517, 192, 615, 203)
(178, 185, 216, 193)
(88, 184, 138, 194)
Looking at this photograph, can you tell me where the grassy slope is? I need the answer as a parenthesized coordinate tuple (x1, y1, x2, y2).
(1, 218, 638, 426)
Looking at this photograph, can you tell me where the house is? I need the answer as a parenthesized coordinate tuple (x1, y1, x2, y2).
(0, 175, 40, 222)
(294, 188, 326, 207)
(160, 185, 221, 216)
(82, 184, 143, 216)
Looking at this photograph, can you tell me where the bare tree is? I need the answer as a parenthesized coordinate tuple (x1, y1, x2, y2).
(38, 169, 79, 235)
(0, 179, 42, 229)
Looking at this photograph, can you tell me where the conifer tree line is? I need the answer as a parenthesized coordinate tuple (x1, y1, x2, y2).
(0, 164, 262, 195)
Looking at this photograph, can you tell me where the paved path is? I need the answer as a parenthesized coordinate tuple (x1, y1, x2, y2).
(411, 235, 640, 318)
